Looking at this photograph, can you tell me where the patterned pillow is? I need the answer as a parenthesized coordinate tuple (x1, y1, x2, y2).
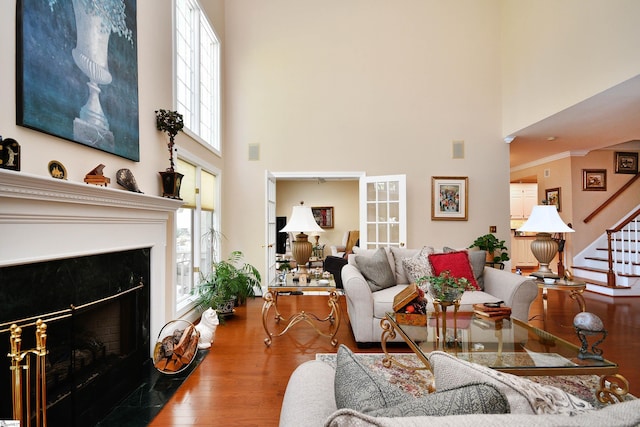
(401, 246, 435, 285)
(366, 382, 509, 417)
(334, 345, 407, 412)
(428, 250, 480, 290)
(428, 351, 594, 415)
(354, 248, 396, 292)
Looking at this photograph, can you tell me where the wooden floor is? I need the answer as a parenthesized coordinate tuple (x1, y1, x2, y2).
(149, 288, 640, 426)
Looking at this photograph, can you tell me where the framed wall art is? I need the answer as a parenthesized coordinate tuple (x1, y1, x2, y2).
(545, 187, 561, 211)
(582, 169, 607, 191)
(431, 176, 468, 221)
(312, 207, 334, 228)
(16, 0, 140, 161)
(615, 151, 638, 174)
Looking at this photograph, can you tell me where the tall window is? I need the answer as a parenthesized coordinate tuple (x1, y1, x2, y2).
(175, 158, 219, 313)
(175, 0, 221, 152)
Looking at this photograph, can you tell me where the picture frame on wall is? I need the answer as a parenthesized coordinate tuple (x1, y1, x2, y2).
(545, 187, 561, 211)
(431, 176, 468, 221)
(582, 169, 607, 191)
(312, 207, 334, 228)
(615, 151, 638, 174)
(16, 0, 140, 161)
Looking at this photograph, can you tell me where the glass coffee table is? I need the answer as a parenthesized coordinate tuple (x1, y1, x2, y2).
(262, 273, 340, 346)
(381, 312, 629, 403)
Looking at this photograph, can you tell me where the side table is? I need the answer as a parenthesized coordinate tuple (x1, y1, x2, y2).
(261, 273, 340, 346)
(535, 278, 586, 328)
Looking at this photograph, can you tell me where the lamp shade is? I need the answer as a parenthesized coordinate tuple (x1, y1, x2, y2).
(279, 206, 325, 234)
(517, 206, 574, 234)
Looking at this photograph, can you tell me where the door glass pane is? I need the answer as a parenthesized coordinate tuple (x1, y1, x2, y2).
(389, 181, 399, 201)
(367, 203, 377, 222)
(389, 202, 399, 223)
(367, 182, 376, 200)
(378, 223, 388, 243)
(377, 182, 388, 201)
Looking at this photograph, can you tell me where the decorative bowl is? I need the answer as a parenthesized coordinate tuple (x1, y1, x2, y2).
(543, 278, 556, 285)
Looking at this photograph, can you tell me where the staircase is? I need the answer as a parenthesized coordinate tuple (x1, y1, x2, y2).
(572, 208, 640, 296)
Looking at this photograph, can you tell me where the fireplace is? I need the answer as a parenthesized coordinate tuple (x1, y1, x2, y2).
(0, 169, 182, 425)
(0, 249, 150, 426)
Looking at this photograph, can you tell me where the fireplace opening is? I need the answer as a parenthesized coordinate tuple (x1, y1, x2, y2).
(0, 248, 151, 427)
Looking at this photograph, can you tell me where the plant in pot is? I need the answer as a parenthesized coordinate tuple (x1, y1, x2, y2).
(469, 234, 510, 264)
(418, 270, 469, 302)
(195, 251, 261, 317)
(155, 109, 185, 199)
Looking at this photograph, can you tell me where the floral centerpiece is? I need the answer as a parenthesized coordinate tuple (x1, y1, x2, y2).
(155, 109, 184, 172)
(418, 270, 470, 302)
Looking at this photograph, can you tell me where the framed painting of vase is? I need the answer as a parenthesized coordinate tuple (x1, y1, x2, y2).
(16, 0, 140, 161)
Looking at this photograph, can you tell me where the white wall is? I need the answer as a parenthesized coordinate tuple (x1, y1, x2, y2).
(222, 0, 512, 271)
(501, 0, 640, 136)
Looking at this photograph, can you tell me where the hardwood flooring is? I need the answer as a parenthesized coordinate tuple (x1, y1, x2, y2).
(149, 289, 640, 426)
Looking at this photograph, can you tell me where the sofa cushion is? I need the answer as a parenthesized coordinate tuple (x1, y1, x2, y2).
(444, 247, 486, 290)
(372, 285, 409, 319)
(355, 248, 397, 292)
(428, 250, 480, 290)
(401, 246, 435, 286)
(389, 247, 421, 283)
(334, 345, 408, 412)
(366, 382, 509, 417)
(429, 351, 594, 415)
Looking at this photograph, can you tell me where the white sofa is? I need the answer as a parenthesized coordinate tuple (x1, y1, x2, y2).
(342, 246, 538, 346)
(279, 349, 640, 427)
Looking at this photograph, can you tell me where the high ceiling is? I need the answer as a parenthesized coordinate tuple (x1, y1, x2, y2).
(509, 74, 640, 169)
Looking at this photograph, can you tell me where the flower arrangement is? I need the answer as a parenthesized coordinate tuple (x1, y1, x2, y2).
(155, 109, 184, 172)
(418, 270, 470, 302)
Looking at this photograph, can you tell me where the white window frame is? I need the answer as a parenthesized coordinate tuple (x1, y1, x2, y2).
(175, 149, 222, 316)
(174, 0, 221, 154)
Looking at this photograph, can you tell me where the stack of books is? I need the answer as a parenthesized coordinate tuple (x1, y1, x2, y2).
(473, 303, 511, 320)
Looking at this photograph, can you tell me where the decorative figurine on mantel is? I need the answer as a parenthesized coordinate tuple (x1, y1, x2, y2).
(116, 168, 143, 193)
(574, 312, 607, 361)
(84, 164, 110, 186)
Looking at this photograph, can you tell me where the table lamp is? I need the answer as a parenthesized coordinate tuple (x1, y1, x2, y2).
(280, 203, 324, 273)
(517, 205, 574, 279)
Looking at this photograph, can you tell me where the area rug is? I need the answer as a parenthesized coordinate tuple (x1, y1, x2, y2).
(316, 352, 635, 409)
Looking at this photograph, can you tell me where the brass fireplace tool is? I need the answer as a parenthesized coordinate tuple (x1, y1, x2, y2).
(8, 319, 48, 427)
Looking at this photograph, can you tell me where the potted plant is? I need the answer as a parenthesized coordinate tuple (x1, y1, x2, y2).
(469, 233, 510, 264)
(155, 109, 185, 199)
(195, 251, 261, 316)
(418, 270, 469, 302)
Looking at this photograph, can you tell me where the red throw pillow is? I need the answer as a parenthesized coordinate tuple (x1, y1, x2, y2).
(428, 250, 480, 290)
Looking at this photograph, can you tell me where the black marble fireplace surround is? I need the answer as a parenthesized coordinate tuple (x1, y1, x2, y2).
(0, 248, 151, 427)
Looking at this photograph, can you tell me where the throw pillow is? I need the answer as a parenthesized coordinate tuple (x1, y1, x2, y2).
(443, 247, 487, 289)
(428, 351, 594, 415)
(428, 250, 480, 290)
(366, 382, 509, 417)
(401, 247, 435, 287)
(334, 345, 408, 412)
(354, 248, 396, 292)
(389, 247, 420, 283)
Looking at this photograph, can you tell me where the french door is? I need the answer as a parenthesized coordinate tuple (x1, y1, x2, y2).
(359, 175, 407, 249)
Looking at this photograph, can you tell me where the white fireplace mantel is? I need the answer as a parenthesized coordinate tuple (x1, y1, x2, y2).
(0, 168, 183, 355)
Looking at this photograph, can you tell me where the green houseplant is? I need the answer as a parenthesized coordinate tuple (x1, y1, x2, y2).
(418, 270, 469, 302)
(155, 109, 185, 199)
(196, 251, 261, 316)
(469, 234, 510, 264)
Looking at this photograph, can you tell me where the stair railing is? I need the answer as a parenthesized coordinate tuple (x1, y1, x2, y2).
(584, 173, 640, 224)
(605, 207, 640, 287)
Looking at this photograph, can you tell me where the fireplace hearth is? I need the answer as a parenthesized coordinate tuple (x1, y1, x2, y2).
(0, 249, 151, 427)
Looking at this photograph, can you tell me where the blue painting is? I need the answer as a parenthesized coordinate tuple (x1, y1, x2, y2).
(17, 0, 139, 161)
